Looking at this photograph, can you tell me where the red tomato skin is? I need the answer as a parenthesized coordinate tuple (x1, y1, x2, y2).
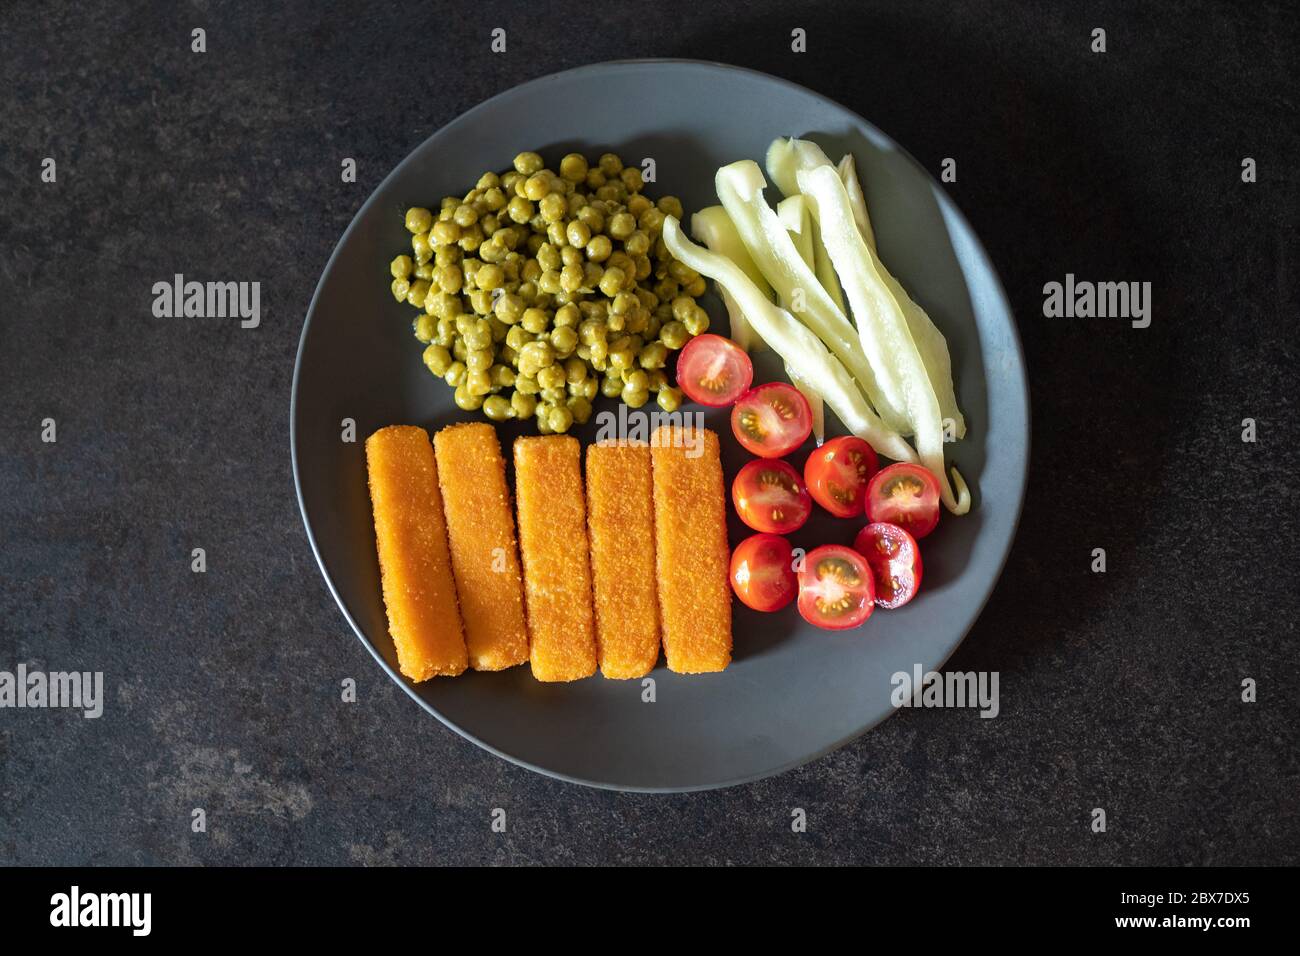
(795, 544, 876, 630)
(865, 463, 941, 539)
(731, 459, 812, 535)
(675, 334, 754, 407)
(729, 533, 798, 612)
(730, 383, 813, 458)
(853, 521, 923, 609)
(804, 436, 880, 518)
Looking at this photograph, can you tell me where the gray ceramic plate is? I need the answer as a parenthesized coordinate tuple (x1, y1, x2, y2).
(292, 60, 1028, 792)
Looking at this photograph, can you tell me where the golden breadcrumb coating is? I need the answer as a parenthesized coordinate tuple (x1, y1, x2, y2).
(432, 422, 530, 671)
(514, 435, 597, 682)
(650, 425, 732, 673)
(365, 425, 468, 680)
(586, 441, 660, 678)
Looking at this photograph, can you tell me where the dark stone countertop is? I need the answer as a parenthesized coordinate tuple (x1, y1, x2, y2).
(1, 0, 1296, 865)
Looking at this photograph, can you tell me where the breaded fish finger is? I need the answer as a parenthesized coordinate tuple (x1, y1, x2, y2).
(365, 425, 468, 680)
(651, 425, 732, 673)
(586, 441, 660, 679)
(433, 423, 530, 671)
(514, 435, 597, 682)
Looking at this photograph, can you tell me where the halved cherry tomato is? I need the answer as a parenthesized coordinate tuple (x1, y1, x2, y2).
(803, 436, 880, 517)
(730, 533, 798, 612)
(732, 459, 812, 534)
(853, 522, 923, 609)
(796, 544, 875, 630)
(675, 334, 754, 407)
(731, 383, 813, 458)
(866, 462, 941, 538)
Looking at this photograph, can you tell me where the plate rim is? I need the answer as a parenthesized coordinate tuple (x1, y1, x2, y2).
(290, 57, 1031, 793)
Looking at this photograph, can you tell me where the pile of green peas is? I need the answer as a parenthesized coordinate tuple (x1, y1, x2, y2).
(389, 150, 711, 433)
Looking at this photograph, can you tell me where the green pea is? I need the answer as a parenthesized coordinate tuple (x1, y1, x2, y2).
(624, 231, 650, 256)
(598, 267, 625, 297)
(646, 369, 668, 392)
(466, 369, 493, 396)
(682, 305, 710, 336)
(489, 364, 516, 388)
(512, 151, 543, 175)
(444, 361, 467, 387)
(547, 405, 574, 433)
(578, 318, 607, 346)
(659, 320, 689, 350)
(516, 374, 540, 395)
(391, 277, 410, 302)
(511, 308, 541, 334)
(521, 339, 555, 369)
(435, 264, 463, 294)
(434, 317, 456, 347)
(598, 153, 623, 176)
(490, 293, 520, 325)
(608, 343, 635, 370)
(610, 291, 637, 316)
(522, 172, 550, 201)
(537, 364, 567, 391)
(566, 220, 591, 248)
(539, 193, 567, 222)
(667, 259, 696, 283)
(578, 205, 605, 235)
(553, 303, 580, 328)
(452, 338, 469, 362)
(405, 207, 433, 234)
(567, 396, 593, 425)
(405, 279, 430, 308)
(537, 243, 561, 272)
(608, 212, 636, 240)
(464, 320, 494, 352)
(657, 386, 683, 412)
(639, 207, 665, 234)
(413, 314, 436, 344)
(507, 196, 534, 224)
(390, 254, 414, 279)
(601, 374, 623, 398)
(570, 376, 598, 401)
(422, 344, 452, 376)
(552, 325, 578, 355)
(623, 369, 650, 393)
(511, 391, 537, 419)
(466, 348, 493, 372)
(538, 269, 562, 295)
(483, 395, 514, 421)
(657, 195, 684, 219)
(562, 356, 588, 385)
(620, 167, 644, 194)
(454, 384, 482, 410)
(431, 220, 462, 246)
(670, 296, 696, 321)
(506, 326, 532, 352)
(621, 386, 650, 409)
(559, 153, 588, 183)
(638, 341, 669, 369)
(476, 263, 505, 290)
(560, 263, 584, 293)
(540, 386, 567, 405)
